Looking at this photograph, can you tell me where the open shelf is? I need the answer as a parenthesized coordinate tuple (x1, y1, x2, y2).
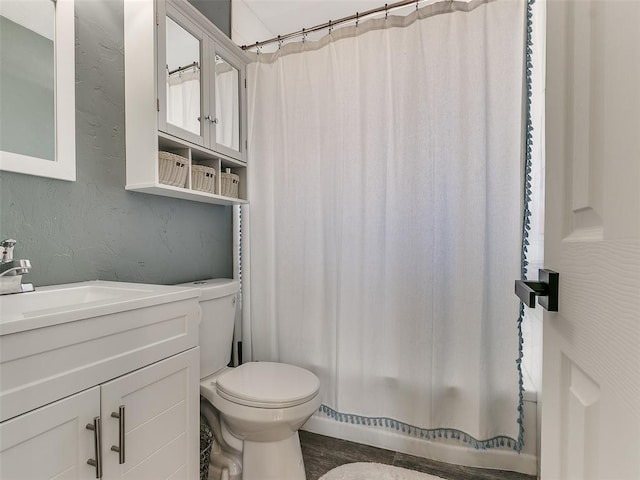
(158, 133, 247, 203)
(126, 182, 247, 206)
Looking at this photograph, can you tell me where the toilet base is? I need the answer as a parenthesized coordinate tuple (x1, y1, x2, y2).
(208, 444, 242, 480)
(242, 432, 306, 480)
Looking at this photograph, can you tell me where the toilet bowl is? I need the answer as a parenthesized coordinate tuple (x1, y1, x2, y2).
(181, 279, 321, 480)
(201, 362, 321, 480)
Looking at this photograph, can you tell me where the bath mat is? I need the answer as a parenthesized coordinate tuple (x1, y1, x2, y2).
(319, 462, 446, 480)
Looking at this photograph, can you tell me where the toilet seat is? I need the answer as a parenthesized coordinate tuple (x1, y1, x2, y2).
(216, 362, 320, 409)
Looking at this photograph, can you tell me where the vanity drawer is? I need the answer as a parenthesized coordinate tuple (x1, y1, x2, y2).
(0, 298, 200, 422)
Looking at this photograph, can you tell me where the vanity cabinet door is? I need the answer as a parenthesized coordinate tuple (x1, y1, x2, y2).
(0, 387, 100, 480)
(100, 347, 199, 480)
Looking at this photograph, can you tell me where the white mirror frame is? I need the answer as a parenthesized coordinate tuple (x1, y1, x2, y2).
(0, 0, 75, 181)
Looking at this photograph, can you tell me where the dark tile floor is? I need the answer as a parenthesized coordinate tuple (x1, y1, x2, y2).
(300, 431, 536, 480)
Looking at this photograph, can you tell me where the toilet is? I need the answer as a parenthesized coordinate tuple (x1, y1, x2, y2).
(183, 279, 321, 480)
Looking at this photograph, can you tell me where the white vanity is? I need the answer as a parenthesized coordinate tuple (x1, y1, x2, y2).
(0, 282, 201, 479)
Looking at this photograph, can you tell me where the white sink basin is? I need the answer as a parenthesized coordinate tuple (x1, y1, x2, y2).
(0, 281, 200, 335)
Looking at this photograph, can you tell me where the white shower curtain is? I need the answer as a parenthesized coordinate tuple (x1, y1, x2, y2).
(247, 0, 526, 449)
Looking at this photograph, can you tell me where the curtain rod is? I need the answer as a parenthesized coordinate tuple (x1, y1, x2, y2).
(241, 0, 425, 51)
(168, 61, 199, 75)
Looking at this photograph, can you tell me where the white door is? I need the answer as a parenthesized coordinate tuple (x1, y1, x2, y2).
(0, 387, 100, 480)
(542, 0, 640, 479)
(100, 348, 200, 480)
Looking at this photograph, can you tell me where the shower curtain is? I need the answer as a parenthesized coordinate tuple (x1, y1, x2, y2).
(247, 0, 527, 449)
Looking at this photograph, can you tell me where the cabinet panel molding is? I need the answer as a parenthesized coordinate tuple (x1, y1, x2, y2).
(0, 387, 100, 480)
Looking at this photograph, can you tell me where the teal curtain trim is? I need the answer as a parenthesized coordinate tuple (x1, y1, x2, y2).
(514, 0, 537, 454)
(317, 405, 520, 451)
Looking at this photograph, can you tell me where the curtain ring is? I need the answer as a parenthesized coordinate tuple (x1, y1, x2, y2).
(328, 20, 333, 34)
(277, 35, 282, 50)
(302, 28, 306, 43)
(416, 0, 419, 11)
(355, 12, 359, 28)
(385, 4, 388, 19)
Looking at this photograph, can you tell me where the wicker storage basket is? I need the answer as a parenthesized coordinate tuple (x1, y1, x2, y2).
(220, 170, 239, 198)
(192, 165, 216, 194)
(199, 423, 213, 480)
(158, 151, 188, 188)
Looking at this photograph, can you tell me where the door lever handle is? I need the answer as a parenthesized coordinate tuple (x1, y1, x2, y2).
(514, 269, 559, 312)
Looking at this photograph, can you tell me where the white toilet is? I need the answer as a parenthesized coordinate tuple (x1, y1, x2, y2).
(183, 279, 321, 480)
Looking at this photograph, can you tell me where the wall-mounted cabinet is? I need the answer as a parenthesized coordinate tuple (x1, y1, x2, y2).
(124, 0, 248, 205)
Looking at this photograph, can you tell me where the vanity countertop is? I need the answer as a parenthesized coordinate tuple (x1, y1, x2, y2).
(0, 280, 200, 335)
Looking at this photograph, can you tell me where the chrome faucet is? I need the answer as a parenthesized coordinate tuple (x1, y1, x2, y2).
(0, 239, 34, 295)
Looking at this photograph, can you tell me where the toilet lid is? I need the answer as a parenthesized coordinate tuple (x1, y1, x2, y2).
(216, 362, 320, 408)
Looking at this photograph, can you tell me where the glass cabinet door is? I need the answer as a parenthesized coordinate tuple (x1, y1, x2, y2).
(209, 42, 245, 161)
(158, 5, 206, 146)
(157, 0, 246, 163)
(214, 54, 240, 152)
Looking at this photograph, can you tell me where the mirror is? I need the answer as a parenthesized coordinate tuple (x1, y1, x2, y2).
(0, 0, 75, 181)
(165, 16, 201, 136)
(214, 55, 240, 152)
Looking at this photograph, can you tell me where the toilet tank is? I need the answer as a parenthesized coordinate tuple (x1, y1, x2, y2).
(180, 278, 239, 379)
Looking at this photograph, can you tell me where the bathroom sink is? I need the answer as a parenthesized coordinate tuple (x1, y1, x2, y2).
(0, 280, 199, 335)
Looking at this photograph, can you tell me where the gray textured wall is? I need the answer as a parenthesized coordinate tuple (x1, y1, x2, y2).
(0, 0, 233, 287)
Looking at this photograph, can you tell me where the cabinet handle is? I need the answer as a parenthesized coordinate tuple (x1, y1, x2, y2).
(86, 416, 103, 479)
(110, 405, 126, 464)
